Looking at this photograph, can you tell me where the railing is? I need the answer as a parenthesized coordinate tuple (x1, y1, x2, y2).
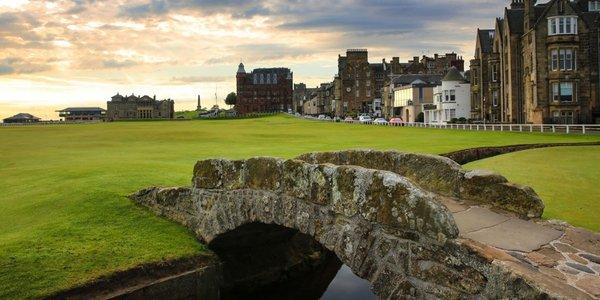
(0, 120, 102, 127)
(301, 116, 600, 135)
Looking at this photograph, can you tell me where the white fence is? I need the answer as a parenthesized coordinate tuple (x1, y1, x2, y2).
(305, 117, 600, 135)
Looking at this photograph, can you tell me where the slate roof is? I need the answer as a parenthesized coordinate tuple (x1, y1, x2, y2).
(392, 74, 442, 86)
(443, 67, 465, 82)
(477, 29, 495, 54)
(506, 9, 524, 34)
(3, 113, 40, 121)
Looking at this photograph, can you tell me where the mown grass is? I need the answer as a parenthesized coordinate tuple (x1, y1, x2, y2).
(1, 115, 598, 298)
(465, 146, 600, 231)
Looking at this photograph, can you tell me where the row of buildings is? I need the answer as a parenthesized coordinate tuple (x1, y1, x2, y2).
(234, 0, 600, 125)
(234, 49, 468, 123)
(2, 94, 175, 123)
(292, 50, 469, 122)
(470, 0, 600, 124)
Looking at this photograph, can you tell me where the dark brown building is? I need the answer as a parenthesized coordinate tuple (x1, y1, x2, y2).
(235, 63, 293, 114)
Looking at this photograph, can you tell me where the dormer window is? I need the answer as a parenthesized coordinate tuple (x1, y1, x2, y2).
(548, 16, 577, 35)
(589, 1, 600, 11)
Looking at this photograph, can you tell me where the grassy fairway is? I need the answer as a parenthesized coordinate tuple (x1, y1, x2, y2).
(465, 146, 600, 231)
(1, 115, 599, 299)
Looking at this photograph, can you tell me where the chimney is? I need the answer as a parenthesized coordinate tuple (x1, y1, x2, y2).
(153, 95, 156, 100)
(511, 0, 525, 9)
(524, 0, 537, 30)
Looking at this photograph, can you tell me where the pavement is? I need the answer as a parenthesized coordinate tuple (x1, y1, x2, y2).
(439, 197, 600, 299)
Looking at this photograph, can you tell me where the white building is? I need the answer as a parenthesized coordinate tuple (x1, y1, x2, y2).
(424, 67, 471, 124)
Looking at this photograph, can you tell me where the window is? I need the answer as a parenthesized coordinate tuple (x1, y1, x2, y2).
(560, 82, 573, 102)
(550, 48, 576, 71)
(548, 16, 577, 35)
(559, 50, 566, 70)
(419, 87, 424, 101)
(552, 82, 560, 101)
(272, 74, 277, 84)
(355, 80, 359, 87)
(366, 80, 371, 87)
(450, 90, 456, 101)
(550, 18, 557, 35)
(551, 50, 559, 70)
(552, 82, 576, 102)
(355, 90, 359, 97)
(253, 74, 258, 84)
(565, 49, 573, 70)
(492, 90, 499, 107)
(367, 90, 371, 97)
(491, 64, 498, 82)
(266, 73, 271, 84)
(590, 1, 600, 11)
(260, 73, 264, 84)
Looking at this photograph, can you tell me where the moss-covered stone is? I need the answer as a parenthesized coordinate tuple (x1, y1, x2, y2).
(461, 170, 545, 218)
(243, 157, 283, 191)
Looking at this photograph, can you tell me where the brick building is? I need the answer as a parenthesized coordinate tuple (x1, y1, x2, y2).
(235, 63, 293, 114)
(106, 94, 174, 121)
(470, 0, 600, 124)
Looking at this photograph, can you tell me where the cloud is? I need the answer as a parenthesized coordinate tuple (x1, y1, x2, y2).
(0, 57, 51, 75)
(101, 59, 140, 69)
(170, 75, 229, 83)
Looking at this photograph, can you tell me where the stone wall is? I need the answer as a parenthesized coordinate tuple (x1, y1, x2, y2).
(297, 150, 544, 218)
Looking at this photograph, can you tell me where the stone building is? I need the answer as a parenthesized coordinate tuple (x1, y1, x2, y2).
(106, 94, 174, 121)
(392, 75, 442, 122)
(425, 67, 472, 124)
(235, 63, 294, 115)
(470, 0, 600, 124)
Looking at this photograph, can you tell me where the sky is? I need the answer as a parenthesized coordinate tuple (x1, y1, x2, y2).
(0, 0, 517, 120)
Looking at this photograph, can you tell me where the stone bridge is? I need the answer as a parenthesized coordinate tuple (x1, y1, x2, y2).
(131, 150, 599, 299)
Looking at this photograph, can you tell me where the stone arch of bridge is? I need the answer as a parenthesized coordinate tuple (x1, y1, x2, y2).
(131, 151, 549, 298)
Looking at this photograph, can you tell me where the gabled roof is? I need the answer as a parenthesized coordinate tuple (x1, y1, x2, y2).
(506, 8, 524, 34)
(4, 113, 40, 121)
(477, 29, 495, 54)
(443, 67, 465, 82)
(392, 74, 442, 86)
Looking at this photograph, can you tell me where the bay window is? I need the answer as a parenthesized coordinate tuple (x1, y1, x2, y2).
(549, 48, 576, 71)
(551, 50, 559, 70)
(548, 16, 577, 35)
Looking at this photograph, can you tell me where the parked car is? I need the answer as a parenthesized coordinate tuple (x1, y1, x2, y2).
(373, 118, 389, 125)
(358, 115, 372, 124)
(324, 116, 332, 121)
(344, 117, 354, 123)
(389, 118, 404, 126)
(318, 115, 326, 120)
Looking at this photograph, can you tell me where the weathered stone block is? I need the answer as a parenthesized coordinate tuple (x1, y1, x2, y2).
(243, 157, 283, 191)
(461, 169, 544, 218)
(193, 159, 244, 190)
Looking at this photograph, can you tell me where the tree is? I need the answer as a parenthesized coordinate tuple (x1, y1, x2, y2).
(225, 92, 237, 106)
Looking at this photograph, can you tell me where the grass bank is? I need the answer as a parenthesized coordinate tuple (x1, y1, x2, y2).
(465, 146, 600, 231)
(1, 115, 598, 298)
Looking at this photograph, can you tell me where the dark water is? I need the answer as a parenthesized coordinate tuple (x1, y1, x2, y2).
(321, 265, 377, 300)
